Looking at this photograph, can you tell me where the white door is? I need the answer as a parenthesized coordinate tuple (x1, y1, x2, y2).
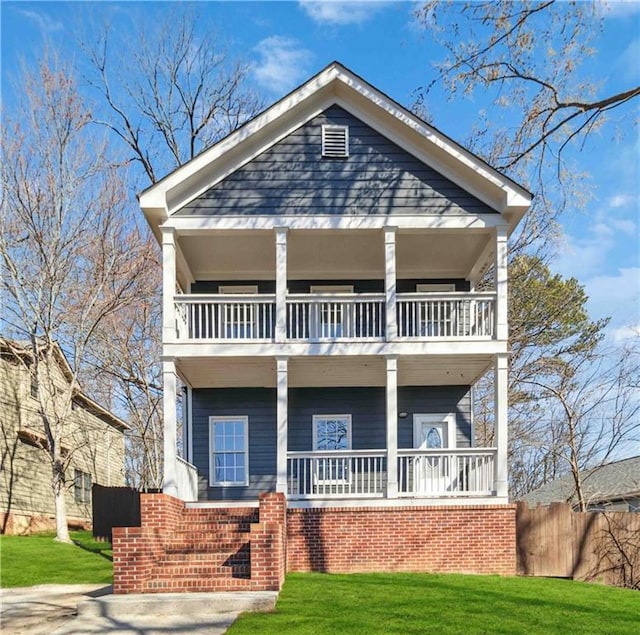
(413, 414, 454, 494)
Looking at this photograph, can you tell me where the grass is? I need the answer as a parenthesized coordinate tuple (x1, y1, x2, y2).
(0, 530, 112, 588)
(228, 572, 640, 635)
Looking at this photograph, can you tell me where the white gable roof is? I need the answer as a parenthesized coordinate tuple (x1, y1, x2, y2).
(140, 62, 531, 236)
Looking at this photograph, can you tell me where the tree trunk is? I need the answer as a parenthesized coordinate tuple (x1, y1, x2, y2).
(52, 461, 71, 543)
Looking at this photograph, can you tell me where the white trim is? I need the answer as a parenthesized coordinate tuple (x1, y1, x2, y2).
(287, 497, 509, 509)
(140, 63, 530, 224)
(187, 385, 193, 464)
(309, 285, 354, 293)
(276, 357, 288, 493)
(312, 414, 352, 451)
(416, 284, 456, 292)
(219, 285, 259, 294)
(413, 413, 456, 450)
(163, 213, 509, 233)
(322, 124, 349, 158)
(209, 415, 249, 487)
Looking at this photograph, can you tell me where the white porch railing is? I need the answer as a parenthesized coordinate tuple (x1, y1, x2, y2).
(397, 448, 496, 496)
(173, 292, 495, 341)
(176, 456, 198, 501)
(396, 292, 496, 338)
(286, 294, 385, 341)
(287, 450, 387, 499)
(174, 294, 276, 341)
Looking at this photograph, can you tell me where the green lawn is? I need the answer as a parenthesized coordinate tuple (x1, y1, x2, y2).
(0, 531, 112, 588)
(229, 572, 640, 635)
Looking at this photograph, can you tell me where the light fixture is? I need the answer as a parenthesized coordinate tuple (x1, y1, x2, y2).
(398, 412, 408, 419)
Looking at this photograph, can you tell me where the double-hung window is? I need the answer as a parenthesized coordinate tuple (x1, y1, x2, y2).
(74, 469, 91, 504)
(313, 414, 351, 484)
(209, 416, 249, 486)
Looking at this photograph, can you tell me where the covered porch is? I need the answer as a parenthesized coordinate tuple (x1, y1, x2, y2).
(165, 354, 509, 506)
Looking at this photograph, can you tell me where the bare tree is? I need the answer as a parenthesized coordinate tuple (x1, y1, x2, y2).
(74, 10, 262, 489)
(82, 8, 263, 185)
(0, 55, 155, 541)
(414, 1, 639, 174)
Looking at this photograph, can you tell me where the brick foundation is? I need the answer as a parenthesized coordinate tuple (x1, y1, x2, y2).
(1, 511, 91, 535)
(113, 496, 515, 593)
(286, 504, 516, 575)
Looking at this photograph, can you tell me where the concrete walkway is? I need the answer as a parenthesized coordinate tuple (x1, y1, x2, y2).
(0, 585, 278, 634)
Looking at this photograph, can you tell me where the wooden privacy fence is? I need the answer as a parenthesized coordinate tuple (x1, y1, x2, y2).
(92, 485, 141, 542)
(516, 501, 640, 588)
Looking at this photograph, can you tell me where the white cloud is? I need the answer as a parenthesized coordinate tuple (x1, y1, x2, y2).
(612, 219, 637, 235)
(581, 267, 640, 333)
(18, 9, 63, 33)
(611, 324, 640, 343)
(601, 0, 640, 18)
(252, 36, 313, 95)
(299, 1, 390, 25)
(609, 194, 634, 208)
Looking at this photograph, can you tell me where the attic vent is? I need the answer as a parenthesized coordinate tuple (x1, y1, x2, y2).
(322, 125, 349, 158)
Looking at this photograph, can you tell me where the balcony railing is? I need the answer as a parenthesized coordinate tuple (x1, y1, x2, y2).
(287, 293, 385, 341)
(397, 293, 495, 338)
(397, 448, 495, 496)
(173, 292, 496, 342)
(286, 448, 496, 499)
(175, 294, 276, 341)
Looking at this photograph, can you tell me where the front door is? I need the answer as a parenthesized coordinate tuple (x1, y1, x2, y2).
(413, 414, 454, 493)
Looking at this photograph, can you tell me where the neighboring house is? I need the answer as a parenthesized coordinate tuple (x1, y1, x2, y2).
(113, 62, 532, 593)
(523, 457, 640, 512)
(0, 338, 128, 534)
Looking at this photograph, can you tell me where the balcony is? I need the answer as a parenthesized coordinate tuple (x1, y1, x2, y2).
(174, 292, 496, 342)
(286, 448, 496, 500)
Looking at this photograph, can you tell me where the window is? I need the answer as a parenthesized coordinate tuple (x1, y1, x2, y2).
(209, 416, 249, 486)
(313, 415, 351, 451)
(74, 469, 91, 504)
(322, 125, 349, 158)
(313, 415, 351, 483)
(30, 375, 38, 399)
(416, 283, 456, 337)
(219, 285, 258, 339)
(310, 285, 353, 338)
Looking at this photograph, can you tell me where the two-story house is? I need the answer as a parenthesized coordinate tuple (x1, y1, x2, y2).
(113, 63, 531, 593)
(0, 338, 127, 534)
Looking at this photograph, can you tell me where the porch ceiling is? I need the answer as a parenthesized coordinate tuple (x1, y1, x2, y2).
(176, 355, 493, 389)
(176, 228, 493, 282)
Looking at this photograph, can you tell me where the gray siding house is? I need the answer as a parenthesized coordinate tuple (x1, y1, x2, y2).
(113, 63, 532, 593)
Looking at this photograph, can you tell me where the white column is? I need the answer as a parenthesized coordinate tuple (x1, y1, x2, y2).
(276, 357, 288, 494)
(163, 359, 178, 497)
(384, 227, 398, 341)
(275, 227, 288, 343)
(162, 227, 177, 343)
(495, 226, 508, 341)
(386, 356, 398, 498)
(494, 353, 509, 498)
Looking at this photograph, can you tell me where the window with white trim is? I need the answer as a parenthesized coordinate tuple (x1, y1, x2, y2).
(313, 414, 351, 483)
(322, 125, 349, 158)
(209, 416, 249, 486)
(417, 283, 456, 337)
(310, 285, 354, 338)
(313, 414, 352, 451)
(219, 285, 258, 339)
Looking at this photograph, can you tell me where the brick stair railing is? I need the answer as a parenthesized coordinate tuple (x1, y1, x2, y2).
(113, 492, 286, 594)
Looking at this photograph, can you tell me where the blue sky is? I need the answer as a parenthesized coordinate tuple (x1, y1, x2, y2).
(2, 0, 639, 342)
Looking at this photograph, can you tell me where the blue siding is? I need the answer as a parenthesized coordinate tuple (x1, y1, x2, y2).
(177, 106, 496, 217)
(191, 385, 471, 500)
